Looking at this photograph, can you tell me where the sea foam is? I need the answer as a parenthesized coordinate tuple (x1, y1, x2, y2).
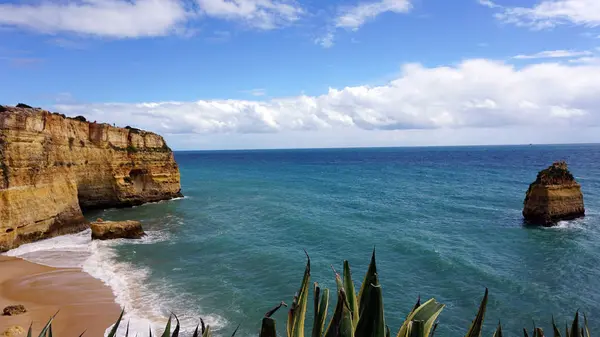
(3, 229, 226, 337)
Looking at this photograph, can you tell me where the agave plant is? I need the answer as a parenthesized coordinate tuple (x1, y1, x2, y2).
(25, 251, 591, 337)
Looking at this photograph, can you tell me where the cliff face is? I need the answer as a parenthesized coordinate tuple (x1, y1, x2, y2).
(0, 105, 182, 251)
(523, 161, 585, 226)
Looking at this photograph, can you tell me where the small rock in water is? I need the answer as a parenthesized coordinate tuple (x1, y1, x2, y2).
(90, 220, 146, 240)
(523, 161, 585, 226)
(2, 305, 26, 316)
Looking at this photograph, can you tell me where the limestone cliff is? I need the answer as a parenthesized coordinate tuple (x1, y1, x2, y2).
(0, 105, 182, 251)
(523, 161, 585, 226)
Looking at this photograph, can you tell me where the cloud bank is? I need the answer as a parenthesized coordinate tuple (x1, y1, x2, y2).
(482, 0, 600, 29)
(0, 0, 304, 37)
(55, 59, 600, 140)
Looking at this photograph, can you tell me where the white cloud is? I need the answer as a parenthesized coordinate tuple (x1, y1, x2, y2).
(0, 0, 303, 38)
(335, 0, 412, 30)
(196, 0, 303, 29)
(316, 0, 412, 48)
(478, 0, 500, 9)
(484, 0, 600, 29)
(243, 88, 268, 96)
(55, 59, 600, 145)
(315, 31, 334, 48)
(513, 49, 593, 59)
(0, 0, 190, 38)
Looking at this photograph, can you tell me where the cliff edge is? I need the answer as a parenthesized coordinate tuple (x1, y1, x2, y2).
(523, 161, 584, 226)
(0, 105, 182, 251)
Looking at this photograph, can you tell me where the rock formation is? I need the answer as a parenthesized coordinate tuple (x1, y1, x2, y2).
(91, 220, 146, 240)
(523, 161, 585, 225)
(2, 305, 26, 316)
(0, 105, 182, 251)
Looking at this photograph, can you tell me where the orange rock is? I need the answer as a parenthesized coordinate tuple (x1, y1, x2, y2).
(523, 161, 585, 226)
(0, 105, 182, 252)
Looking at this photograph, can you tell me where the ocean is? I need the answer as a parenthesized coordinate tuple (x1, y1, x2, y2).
(5, 144, 600, 337)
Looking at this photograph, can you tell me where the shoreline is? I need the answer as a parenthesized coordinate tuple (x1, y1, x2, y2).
(0, 256, 120, 336)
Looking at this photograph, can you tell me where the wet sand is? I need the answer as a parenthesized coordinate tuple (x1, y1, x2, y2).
(0, 256, 120, 336)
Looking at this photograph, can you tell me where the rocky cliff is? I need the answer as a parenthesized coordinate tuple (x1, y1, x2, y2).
(0, 105, 182, 251)
(523, 161, 584, 226)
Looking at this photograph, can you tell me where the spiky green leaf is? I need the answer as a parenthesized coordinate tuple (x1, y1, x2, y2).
(172, 313, 180, 337)
(493, 322, 503, 337)
(107, 309, 125, 337)
(464, 289, 488, 337)
(583, 313, 590, 337)
(357, 249, 378, 316)
(312, 284, 330, 337)
(261, 317, 277, 337)
(343, 261, 359, 328)
(396, 299, 444, 337)
(161, 315, 172, 337)
(571, 312, 579, 337)
(38, 312, 59, 337)
(552, 316, 562, 337)
(355, 281, 385, 337)
(288, 252, 311, 337)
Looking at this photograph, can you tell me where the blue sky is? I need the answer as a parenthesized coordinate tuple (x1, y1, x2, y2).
(2, 0, 600, 150)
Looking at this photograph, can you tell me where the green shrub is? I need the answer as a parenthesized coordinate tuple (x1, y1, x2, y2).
(26, 252, 590, 337)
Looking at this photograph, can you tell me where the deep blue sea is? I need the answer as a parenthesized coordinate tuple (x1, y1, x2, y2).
(7, 144, 600, 337)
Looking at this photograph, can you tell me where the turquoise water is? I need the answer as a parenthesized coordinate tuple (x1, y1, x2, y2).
(9, 144, 600, 336)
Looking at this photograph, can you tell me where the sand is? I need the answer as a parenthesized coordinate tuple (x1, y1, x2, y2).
(0, 256, 120, 336)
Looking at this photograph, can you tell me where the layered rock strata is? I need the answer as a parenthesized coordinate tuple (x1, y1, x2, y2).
(523, 161, 585, 226)
(0, 105, 182, 251)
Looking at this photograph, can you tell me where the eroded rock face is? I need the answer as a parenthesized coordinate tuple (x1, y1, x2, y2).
(91, 220, 146, 240)
(523, 161, 585, 226)
(0, 105, 182, 251)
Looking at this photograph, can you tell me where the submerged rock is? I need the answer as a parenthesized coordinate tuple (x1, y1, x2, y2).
(90, 220, 146, 240)
(2, 305, 26, 316)
(523, 161, 585, 226)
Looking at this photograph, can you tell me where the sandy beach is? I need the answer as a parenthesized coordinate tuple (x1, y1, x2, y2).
(0, 256, 120, 336)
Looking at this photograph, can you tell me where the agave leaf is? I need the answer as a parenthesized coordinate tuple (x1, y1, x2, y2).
(161, 315, 172, 337)
(47, 324, 52, 337)
(535, 328, 544, 337)
(355, 280, 385, 337)
(464, 289, 488, 337)
(201, 318, 206, 334)
(324, 289, 354, 337)
(583, 313, 590, 337)
(150, 326, 153, 337)
(571, 312, 579, 337)
(409, 297, 421, 318)
(357, 249, 378, 315)
(288, 252, 311, 337)
(202, 325, 212, 337)
(552, 316, 562, 337)
(107, 309, 125, 337)
(312, 284, 330, 337)
(231, 324, 241, 337)
(261, 317, 277, 337)
(125, 321, 130, 337)
(193, 325, 200, 337)
(430, 324, 438, 337)
(27, 324, 32, 337)
(408, 321, 424, 337)
(266, 302, 288, 318)
(77, 330, 87, 337)
(396, 299, 444, 337)
(386, 325, 391, 337)
(38, 311, 59, 337)
(171, 313, 180, 337)
(524, 329, 530, 337)
(343, 261, 359, 328)
(493, 322, 503, 337)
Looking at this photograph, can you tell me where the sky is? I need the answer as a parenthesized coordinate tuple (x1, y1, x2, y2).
(2, 0, 600, 150)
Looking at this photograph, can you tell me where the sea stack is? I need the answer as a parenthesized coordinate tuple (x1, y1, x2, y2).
(523, 161, 585, 226)
(0, 105, 182, 251)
